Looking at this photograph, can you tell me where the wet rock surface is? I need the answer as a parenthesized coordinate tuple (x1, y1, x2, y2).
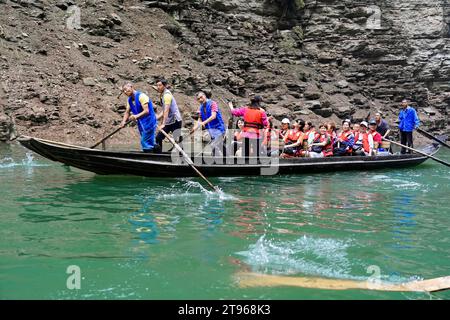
(0, 112, 16, 141)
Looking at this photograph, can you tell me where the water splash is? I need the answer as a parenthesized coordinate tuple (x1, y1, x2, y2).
(236, 235, 358, 280)
(0, 153, 49, 169)
(183, 180, 236, 201)
(369, 175, 423, 191)
(237, 235, 421, 283)
(152, 180, 237, 201)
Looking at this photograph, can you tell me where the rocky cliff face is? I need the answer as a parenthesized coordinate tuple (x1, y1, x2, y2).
(158, 0, 449, 130)
(0, 0, 448, 144)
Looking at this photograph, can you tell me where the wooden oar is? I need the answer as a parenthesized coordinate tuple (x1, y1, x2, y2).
(383, 138, 450, 167)
(417, 128, 450, 149)
(158, 128, 220, 192)
(90, 120, 131, 149)
(235, 272, 450, 292)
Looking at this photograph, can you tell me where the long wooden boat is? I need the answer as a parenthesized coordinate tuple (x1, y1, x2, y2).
(18, 136, 441, 177)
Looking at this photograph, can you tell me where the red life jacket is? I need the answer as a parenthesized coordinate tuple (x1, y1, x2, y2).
(354, 132, 370, 152)
(312, 132, 333, 157)
(370, 130, 382, 144)
(362, 133, 371, 153)
(243, 108, 264, 134)
(285, 129, 302, 145)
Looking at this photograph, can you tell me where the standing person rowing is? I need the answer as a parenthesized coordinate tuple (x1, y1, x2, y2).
(398, 99, 420, 154)
(120, 83, 157, 153)
(154, 79, 183, 152)
(193, 91, 226, 157)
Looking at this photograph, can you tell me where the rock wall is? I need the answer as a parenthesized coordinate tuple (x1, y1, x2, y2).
(301, 0, 450, 130)
(148, 0, 449, 132)
(0, 0, 448, 145)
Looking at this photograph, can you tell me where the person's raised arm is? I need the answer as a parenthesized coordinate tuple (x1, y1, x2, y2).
(261, 110, 269, 128)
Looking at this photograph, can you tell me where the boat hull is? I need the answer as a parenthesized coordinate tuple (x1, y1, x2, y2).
(18, 136, 439, 177)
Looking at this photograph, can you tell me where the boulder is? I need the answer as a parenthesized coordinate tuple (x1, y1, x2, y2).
(83, 77, 96, 86)
(0, 114, 15, 141)
(110, 13, 122, 25)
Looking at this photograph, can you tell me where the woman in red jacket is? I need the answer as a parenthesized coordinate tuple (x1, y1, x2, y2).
(308, 124, 333, 158)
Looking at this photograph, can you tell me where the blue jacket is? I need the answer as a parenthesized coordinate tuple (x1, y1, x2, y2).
(199, 99, 225, 139)
(398, 106, 420, 132)
(128, 91, 157, 134)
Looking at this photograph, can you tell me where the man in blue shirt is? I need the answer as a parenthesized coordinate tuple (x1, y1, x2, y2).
(121, 83, 157, 152)
(193, 91, 226, 156)
(398, 99, 420, 154)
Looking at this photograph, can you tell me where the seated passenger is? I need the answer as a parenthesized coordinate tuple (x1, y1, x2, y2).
(353, 121, 374, 156)
(232, 119, 244, 156)
(334, 120, 355, 156)
(279, 118, 290, 140)
(298, 121, 315, 157)
(327, 121, 337, 155)
(262, 115, 280, 156)
(327, 121, 337, 143)
(368, 119, 385, 155)
(281, 120, 304, 158)
(352, 123, 360, 135)
(308, 124, 333, 158)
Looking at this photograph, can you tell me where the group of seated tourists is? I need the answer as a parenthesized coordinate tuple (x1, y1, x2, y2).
(230, 116, 391, 158)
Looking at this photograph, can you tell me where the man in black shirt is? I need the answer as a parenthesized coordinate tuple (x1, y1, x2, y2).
(375, 112, 390, 138)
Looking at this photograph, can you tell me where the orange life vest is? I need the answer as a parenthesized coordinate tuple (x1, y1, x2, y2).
(243, 108, 264, 134)
(362, 133, 371, 153)
(284, 129, 302, 145)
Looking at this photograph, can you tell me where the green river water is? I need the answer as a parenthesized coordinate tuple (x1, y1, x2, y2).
(1, 142, 449, 300)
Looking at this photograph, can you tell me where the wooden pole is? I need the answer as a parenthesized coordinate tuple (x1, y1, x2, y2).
(383, 138, 450, 167)
(158, 128, 220, 192)
(416, 128, 450, 149)
(236, 272, 450, 292)
(90, 120, 131, 149)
